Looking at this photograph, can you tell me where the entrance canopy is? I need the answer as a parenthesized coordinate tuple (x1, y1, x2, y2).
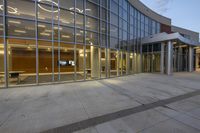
(141, 32, 200, 46)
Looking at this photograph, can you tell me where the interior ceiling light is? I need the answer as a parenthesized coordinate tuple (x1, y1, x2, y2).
(8, 20, 21, 24)
(62, 35, 70, 38)
(40, 32, 50, 36)
(38, 0, 59, 13)
(14, 30, 26, 33)
(0, 5, 18, 14)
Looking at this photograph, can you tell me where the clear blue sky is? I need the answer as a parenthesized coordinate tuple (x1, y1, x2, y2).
(140, 0, 200, 38)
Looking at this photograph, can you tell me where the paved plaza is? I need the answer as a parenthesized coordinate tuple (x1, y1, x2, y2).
(0, 72, 200, 133)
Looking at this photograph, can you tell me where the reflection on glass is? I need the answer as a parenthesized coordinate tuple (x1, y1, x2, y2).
(110, 49, 118, 77)
(129, 53, 134, 74)
(38, 22, 52, 40)
(101, 48, 106, 78)
(76, 0, 84, 13)
(76, 13, 84, 29)
(7, 38, 36, 86)
(86, 1, 98, 17)
(60, 9, 74, 27)
(60, 0, 74, 10)
(76, 44, 84, 80)
(7, 18, 35, 38)
(0, 38, 4, 87)
(60, 44, 75, 81)
(38, 40, 53, 83)
(86, 17, 98, 31)
(60, 26, 74, 43)
(0, 17, 3, 36)
(110, 37, 118, 49)
(38, 3, 53, 22)
(86, 31, 98, 45)
(0, 0, 2, 14)
(7, 0, 35, 19)
(76, 29, 84, 43)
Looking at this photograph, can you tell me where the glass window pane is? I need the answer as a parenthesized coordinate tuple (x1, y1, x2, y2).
(76, 13, 84, 29)
(88, 0, 99, 4)
(0, 38, 4, 87)
(86, 17, 98, 31)
(7, 38, 36, 86)
(38, 22, 52, 40)
(0, 0, 2, 14)
(101, 0, 107, 8)
(76, 29, 84, 43)
(76, 0, 84, 13)
(86, 31, 98, 45)
(101, 21, 106, 34)
(100, 48, 106, 78)
(101, 8, 107, 20)
(110, 49, 118, 77)
(38, 3, 52, 22)
(38, 40, 52, 83)
(60, 44, 75, 81)
(60, 0, 74, 10)
(7, 0, 35, 19)
(110, 13, 118, 26)
(7, 18, 35, 38)
(110, 24, 118, 38)
(76, 44, 84, 80)
(86, 1, 98, 17)
(60, 9, 74, 27)
(110, 0, 118, 14)
(60, 26, 74, 43)
(0, 17, 3, 36)
(110, 37, 118, 49)
(100, 34, 106, 46)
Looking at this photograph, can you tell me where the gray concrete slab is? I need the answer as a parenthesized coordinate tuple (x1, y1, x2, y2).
(0, 72, 200, 133)
(140, 118, 200, 133)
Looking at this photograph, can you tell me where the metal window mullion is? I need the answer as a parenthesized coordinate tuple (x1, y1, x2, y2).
(99, 1, 102, 78)
(51, 3, 54, 82)
(58, 0, 61, 81)
(117, 0, 120, 76)
(3, 0, 8, 88)
(35, 0, 39, 85)
(74, 0, 77, 81)
(83, 0, 86, 80)
(106, 0, 109, 78)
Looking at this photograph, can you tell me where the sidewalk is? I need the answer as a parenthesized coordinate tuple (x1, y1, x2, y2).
(0, 72, 200, 133)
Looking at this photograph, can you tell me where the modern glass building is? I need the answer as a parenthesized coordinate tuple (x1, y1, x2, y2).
(0, 0, 199, 88)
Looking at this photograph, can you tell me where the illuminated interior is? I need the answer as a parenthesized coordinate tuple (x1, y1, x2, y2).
(1, 0, 196, 88)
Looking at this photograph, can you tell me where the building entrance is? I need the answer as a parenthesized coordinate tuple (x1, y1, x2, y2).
(142, 44, 161, 73)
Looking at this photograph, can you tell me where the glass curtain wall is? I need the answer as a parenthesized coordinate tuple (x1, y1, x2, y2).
(142, 44, 161, 73)
(0, 0, 162, 87)
(173, 43, 189, 72)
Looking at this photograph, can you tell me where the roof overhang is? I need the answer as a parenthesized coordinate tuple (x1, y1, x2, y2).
(141, 32, 200, 46)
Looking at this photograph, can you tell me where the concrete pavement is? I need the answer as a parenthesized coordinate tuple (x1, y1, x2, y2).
(0, 72, 200, 133)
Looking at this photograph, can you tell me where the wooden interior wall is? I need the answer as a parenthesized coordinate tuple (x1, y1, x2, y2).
(11, 49, 79, 73)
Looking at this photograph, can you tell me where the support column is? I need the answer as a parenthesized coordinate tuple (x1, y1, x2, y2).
(160, 42, 165, 74)
(167, 41, 173, 75)
(91, 46, 100, 78)
(189, 46, 194, 72)
(178, 47, 183, 71)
